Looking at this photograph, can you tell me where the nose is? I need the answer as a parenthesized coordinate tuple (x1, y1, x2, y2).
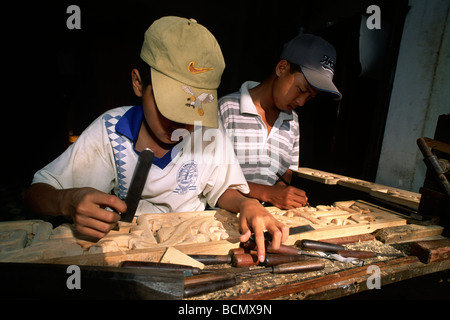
(295, 94, 311, 107)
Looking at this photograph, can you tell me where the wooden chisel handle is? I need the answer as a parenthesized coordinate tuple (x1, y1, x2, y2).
(335, 250, 376, 259)
(232, 253, 307, 267)
(271, 260, 325, 274)
(120, 261, 202, 275)
(184, 272, 235, 287)
(240, 239, 299, 255)
(297, 240, 346, 252)
(188, 248, 245, 265)
(188, 254, 232, 265)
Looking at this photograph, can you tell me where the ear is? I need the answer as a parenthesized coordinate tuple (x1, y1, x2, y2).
(131, 69, 143, 97)
(275, 60, 289, 77)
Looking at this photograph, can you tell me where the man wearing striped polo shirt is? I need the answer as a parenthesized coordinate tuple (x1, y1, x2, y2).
(219, 34, 342, 209)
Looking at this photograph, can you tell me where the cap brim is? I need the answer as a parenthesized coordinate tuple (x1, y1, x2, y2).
(301, 67, 342, 101)
(151, 68, 219, 128)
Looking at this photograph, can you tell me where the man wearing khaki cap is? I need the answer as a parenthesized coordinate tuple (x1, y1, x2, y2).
(25, 16, 288, 261)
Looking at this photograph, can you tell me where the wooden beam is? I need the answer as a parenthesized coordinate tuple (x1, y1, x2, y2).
(410, 239, 450, 264)
(228, 256, 450, 300)
(374, 224, 444, 244)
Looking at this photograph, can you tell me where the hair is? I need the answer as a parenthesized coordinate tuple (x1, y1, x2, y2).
(288, 61, 302, 74)
(136, 57, 152, 88)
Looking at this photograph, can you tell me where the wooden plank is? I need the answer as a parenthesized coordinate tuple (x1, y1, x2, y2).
(320, 233, 375, 245)
(228, 256, 450, 300)
(369, 188, 421, 210)
(7, 200, 407, 266)
(423, 137, 450, 154)
(374, 224, 444, 244)
(410, 239, 450, 263)
(293, 167, 421, 210)
(40, 239, 240, 267)
(292, 168, 342, 185)
(160, 247, 205, 269)
(282, 201, 406, 245)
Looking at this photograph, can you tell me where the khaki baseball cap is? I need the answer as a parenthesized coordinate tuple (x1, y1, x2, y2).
(140, 16, 225, 128)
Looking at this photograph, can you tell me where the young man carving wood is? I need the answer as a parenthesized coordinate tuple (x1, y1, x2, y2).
(219, 34, 342, 209)
(24, 16, 288, 262)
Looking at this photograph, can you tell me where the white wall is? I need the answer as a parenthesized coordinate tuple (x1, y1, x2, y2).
(376, 0, 450, 192)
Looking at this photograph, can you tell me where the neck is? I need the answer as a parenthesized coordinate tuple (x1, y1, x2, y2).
(249, 75, 277, 112)
(136, 121, 173, 158)
(248, 75, 280, 132)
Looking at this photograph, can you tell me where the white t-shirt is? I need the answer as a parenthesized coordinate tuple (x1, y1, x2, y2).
(32, 105, 249, 215)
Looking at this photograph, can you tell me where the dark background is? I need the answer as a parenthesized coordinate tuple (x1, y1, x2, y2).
(2, 0, 409, 220)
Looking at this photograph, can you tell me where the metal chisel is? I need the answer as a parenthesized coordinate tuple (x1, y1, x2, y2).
(120, 148, 154, 222)
(241, 225, 315, 254)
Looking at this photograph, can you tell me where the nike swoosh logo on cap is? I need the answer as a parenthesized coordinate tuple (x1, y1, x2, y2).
(188, 61, 214, 74)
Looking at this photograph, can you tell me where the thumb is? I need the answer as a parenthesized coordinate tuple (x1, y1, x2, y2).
(239, 228, 252, 243)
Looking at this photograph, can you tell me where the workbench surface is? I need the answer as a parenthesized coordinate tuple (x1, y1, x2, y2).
(186, 234, 450, 300)
(1, 204, 448, 300)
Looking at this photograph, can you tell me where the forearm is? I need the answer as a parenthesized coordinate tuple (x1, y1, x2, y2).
(246, 182, 274, 203)
(246, 170, 293, 203)
(25, 183, 125, 239)
(216, 188, 260, 214)
(24, 183, 70, 217)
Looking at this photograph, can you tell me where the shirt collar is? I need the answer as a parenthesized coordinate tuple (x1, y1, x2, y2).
(239, 81, 259, 115)
(116, 105, 143, 143)
(114, 105, 180, 170)
(239, 81, 294, 121)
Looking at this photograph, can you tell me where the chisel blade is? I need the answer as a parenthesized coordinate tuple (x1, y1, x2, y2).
(262, 224, 314, 242)
(289, 225, 315, 235)
(120, 148, 154, 222)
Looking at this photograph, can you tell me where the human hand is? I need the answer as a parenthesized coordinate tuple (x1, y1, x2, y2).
(238, 198, 289, 263)
(267, 184, 308, 209)
(61, 187, 125, 239)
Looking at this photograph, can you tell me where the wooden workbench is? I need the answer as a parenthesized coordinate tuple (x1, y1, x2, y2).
(0, 201, 448, 300)
(186, 229, 450, 300)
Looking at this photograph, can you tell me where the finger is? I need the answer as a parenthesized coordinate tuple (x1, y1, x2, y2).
(239, 218, 252, 243)
(252, 226, 267, 263)
(266, 221, 290, 251)
(239, 229, 252, 244)
(290, 194, 308, 207)
(74, 209, 118, 236)
(75, 224, 108, 239)
(87, 206, 121, 224)
(74, 217, 110, 239)
(266, 227, 282, 251)
(288, 187, 307, 201)
(93, 193, 127, 215)
(280, 224, 290, 242)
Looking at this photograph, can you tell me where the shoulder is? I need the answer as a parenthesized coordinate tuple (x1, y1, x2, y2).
(77, 106, 134, 140)
(219, 92, 240, 111)
(100, 106, 132, 121)
(218, 91, 241, 124)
